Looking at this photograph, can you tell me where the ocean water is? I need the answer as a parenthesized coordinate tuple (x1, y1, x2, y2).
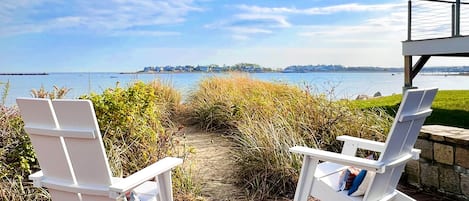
(1, 72, 468, 106)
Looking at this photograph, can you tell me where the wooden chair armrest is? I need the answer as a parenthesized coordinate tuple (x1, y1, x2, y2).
(386, 153, 414, 168)
(290, 146, 385, 173)
(337, 135, 421, 159)
(109, 157, 183, 198)
(337, 135, 385, 152)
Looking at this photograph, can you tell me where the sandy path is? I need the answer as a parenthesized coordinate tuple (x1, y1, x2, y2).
(181, 127, 246, 201)
(178, 126, 449, 201)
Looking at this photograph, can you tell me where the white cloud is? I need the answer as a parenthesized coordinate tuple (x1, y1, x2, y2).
(234, 14, 291, 28)
(0, 0, 202, 36)
(227, 26, 272, 34)
(111, 30, 181, 37)
(205, 7, 293, 40)
(205, 13, 288, 40)
(295, 2, 409, 49)
(236, 3, 405, 15)
(208, 1, 407, 41)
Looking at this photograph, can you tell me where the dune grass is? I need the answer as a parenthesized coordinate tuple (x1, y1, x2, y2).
(186, 75, 393, 199)
(352, 90, 469, 128)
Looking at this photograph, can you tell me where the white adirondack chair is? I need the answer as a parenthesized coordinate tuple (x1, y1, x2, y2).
(290, 88, 438, 201)
(17, 98, 183, 201)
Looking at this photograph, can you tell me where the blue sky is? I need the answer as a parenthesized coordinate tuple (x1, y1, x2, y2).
(0, 0, 466, 72)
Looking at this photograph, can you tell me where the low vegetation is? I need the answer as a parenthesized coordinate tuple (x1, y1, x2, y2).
(82, 80, 199, 199)
(0, 83, 50, 200)
(0, 81, 200, 200)
(352, 90, 469, 129)
(186, 75, 393, 199)
(2, 77, 467, 201)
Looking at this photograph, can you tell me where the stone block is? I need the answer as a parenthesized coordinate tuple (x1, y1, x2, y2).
(420, 162, 439, 188)
(430, 134, 446, 142)
(439, 165, 461, 194)
(419, 131, 431, 140)
(434, 143, 454, 165)
(461, 174, 469, 197)
(405, 160, 420, 185)
(415, 139, 433, 160)
(456, 147, 469, 169)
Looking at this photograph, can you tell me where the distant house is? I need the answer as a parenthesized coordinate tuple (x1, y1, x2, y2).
(183, 65, 194, 72)
(195, 66, 210, 72)
(143, 66, 155, 72)
(174, 66, 184, 72)
(164, 66, 175, 71)
(211, 66, 223, 72)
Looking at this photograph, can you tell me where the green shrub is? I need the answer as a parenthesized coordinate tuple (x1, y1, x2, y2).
(82, 81, 173, 174)
(82, 80, 199, 198)
(187, 75, 393, 199)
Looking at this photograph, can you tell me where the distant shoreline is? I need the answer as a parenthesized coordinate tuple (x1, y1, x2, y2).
(0, 73, 48, 76)
(421, 72, 469, 76)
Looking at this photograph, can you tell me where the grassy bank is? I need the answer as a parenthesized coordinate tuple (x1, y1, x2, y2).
(352, 90, 469, 129)
(186, 75, 393, 199)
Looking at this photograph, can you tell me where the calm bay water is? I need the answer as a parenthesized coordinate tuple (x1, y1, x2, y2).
(1, 72, 468, 106)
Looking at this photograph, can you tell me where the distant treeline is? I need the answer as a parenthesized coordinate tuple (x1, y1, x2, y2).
(138, 63, 469, 73)
(283, 65, 469, 73)
(0, 73, 48, 75)
(140, 63, 274, 73)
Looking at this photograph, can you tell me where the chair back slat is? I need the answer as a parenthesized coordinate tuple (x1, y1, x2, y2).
(364, 88, 438, 200)
(17, 98, 75, 182)
(16, 98, 80, 200)
(51, 99, 113, 187)
(18, 98, 114, 201)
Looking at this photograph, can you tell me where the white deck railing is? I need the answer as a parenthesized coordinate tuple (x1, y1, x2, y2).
(408, 0, 469, 41)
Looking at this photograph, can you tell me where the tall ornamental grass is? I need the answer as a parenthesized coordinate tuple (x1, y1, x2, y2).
(187, 75, 393, 199)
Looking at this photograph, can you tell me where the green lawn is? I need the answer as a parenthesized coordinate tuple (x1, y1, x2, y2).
(352, 90, 469, 129)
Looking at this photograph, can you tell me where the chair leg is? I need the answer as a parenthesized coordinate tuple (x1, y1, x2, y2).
(293, 156, 319, 201)
(157, 171, 173, 201)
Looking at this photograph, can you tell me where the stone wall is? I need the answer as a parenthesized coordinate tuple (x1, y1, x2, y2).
(404, 125, 469, 200)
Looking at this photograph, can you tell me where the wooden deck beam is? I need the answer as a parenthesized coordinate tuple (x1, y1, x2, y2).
(404, 55, 431, 89)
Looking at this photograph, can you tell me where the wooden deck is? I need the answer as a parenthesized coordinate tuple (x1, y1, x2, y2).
(403, 36, 469, 56)
(402, 0, 469, 88)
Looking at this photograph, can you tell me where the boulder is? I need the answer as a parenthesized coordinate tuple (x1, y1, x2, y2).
(356, 94, 369, 100)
